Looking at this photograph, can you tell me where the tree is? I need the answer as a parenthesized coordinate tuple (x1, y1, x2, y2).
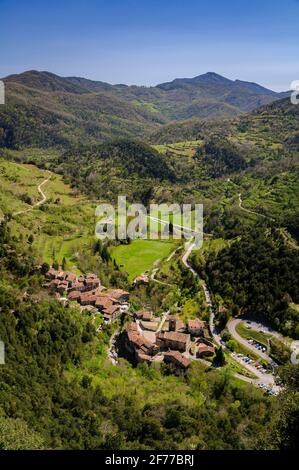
(169, 221, 174, 235)
(81, 375, 92, 389)
(40, 262, 50, 274)
(0, 417, 44, 450)
(267, 364, 299, 449)
(52, 260, 59, 270)
(101, 245, 111, 263)
(213, 346, 226, 367)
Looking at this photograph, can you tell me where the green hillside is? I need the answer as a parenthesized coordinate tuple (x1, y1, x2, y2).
(0, 88, 298, 450)
(0, 70, 286, 148)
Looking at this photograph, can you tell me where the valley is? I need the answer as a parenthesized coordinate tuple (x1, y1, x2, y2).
(0, 69, 298, 451)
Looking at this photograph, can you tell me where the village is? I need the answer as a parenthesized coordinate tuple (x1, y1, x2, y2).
(44, 266, 216, 373)
(44, 267, 130, 323)
(123, 313, 216, 371)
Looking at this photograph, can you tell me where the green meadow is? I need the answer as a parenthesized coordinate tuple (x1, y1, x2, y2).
(154, 140, 202, 157)
(110, 238, 177, 281)
(0, 158, 96, 271)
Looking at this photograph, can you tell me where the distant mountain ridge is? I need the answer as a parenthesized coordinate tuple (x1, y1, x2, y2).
(4, 69, 286, 106)
(0, 69, 289, 147)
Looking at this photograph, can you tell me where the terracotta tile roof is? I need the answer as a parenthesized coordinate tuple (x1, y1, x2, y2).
(157, 331, 190, 344)
(103, 304, 119, 315)
(84, 278, 100, 286)
(68, 290, 81, 300)
(188, 319, 205, 329)
(65, 272, 77, 282)
(85, 273, 98, 279)
(163, 351, 191, 368)
(197, 343, 215, 355)
(94, 286, 104, 294)
(135, 310, 153, 321)
(128, 333, 153, 351)
(71, 281, 85, 290)
(46, 267, 59, 278)
(57, 271, 66, 279)
(136, 351, 152, 361)
(80, 293, 98, 304)
(105, 289, 129, 301)
(127, 322, 138, 333)
(95, 296, 114, 309)
(126, 323, 153, 351)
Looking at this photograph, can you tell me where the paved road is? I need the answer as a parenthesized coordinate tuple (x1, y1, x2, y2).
(181, 240, 281, 392)
(107, 328, 120, 365)
(148, 215, 198, 235)
(227, 318, 274, 363)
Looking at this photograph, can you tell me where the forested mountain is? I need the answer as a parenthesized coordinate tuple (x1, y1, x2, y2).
(0, 216, 282, 450)
(194, 136, 248, 178)
(55, 139, 175, 203)
(0, 70, 286, 148)
(150, 96, 298, 144)
(0, 79, 164, 148)
(0, 70, 298, 451)
(193, 226, 299, 337)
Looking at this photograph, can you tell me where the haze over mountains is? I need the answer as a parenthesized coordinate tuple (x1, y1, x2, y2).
(0, 70, 288, 148)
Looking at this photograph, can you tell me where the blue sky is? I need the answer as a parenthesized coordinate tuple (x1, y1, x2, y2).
(1, 0, 298, 90)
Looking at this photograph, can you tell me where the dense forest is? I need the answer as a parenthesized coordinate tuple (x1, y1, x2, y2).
(52, 139, 175, 204)
(0, 70, 285, 149)
(0, 70, 298, 451)
(1, 217, 298, 450)
(195, 226, 299, 337)
(195, 136, 248, 178)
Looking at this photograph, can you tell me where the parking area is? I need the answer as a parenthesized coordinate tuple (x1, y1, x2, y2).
(231, 352, 269, 374)
(258, 383, 279, 396)
(247, 338, 267, 353)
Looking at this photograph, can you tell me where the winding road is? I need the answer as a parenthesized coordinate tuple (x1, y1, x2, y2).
(107, 205, 285, 393)
(238, 193, 275, 222)
(181, 239, 281, 391)
(227, 318, 274, 363)
(13, 170, 52, 217)
(228, 179, 297, 250)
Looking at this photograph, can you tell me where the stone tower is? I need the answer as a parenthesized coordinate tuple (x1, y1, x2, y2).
(168, 315, 177, 332)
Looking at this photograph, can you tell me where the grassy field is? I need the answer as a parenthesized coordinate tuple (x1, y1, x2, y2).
(0, 158, 97, 271)
(225, 354, 257, 379)
(110, 239, 177, 281)
(154, 140, 202, 157)
(236, 321, 270, 348)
